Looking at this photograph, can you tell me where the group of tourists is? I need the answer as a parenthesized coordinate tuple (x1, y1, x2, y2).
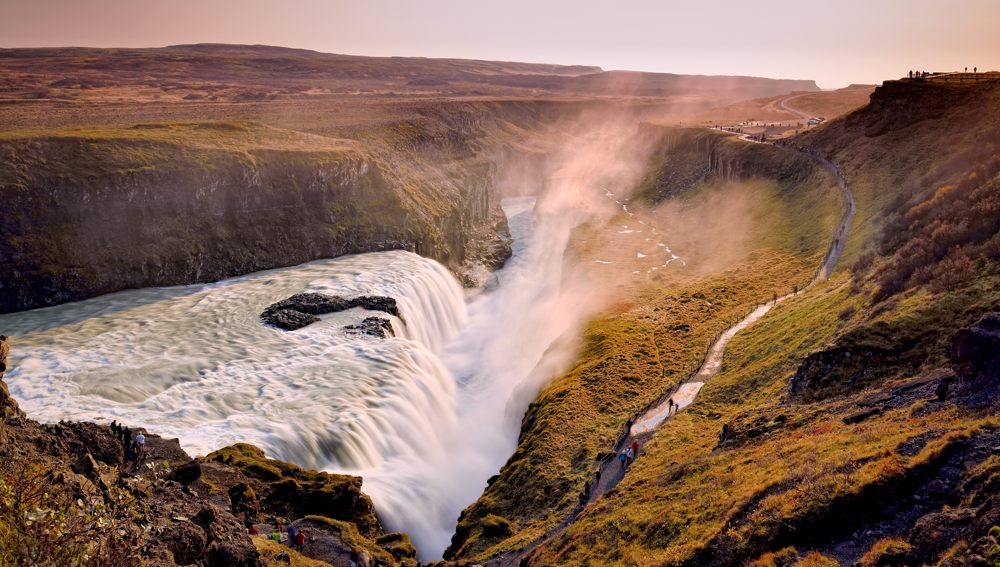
(109, 420, 145, 462)
(253, 518, 307, 552)
(618, 438, 641, 470)
(909, 67, 978, 79)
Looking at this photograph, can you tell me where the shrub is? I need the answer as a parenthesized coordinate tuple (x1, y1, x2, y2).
(0, 460, 137, 565)
(837, 305, 857, 321)
(796, 551, 840, 567)
(481, 514, 515, 538)
(859, 538, 912, 567)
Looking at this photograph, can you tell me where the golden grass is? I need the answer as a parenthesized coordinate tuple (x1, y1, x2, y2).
(527, 265, 998, 565)
(254, 536, 332, 567)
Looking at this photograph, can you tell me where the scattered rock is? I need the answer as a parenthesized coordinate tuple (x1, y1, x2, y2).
(344, 317, 394, 338)
(909, 508, 976, 559)
(376, 532, 417, 561)
(950, 312, 1000, 403)
(70, 452, 100, 479)
(0, 335, 24, 419)
(263, 308, 320, 331)
(204, 443, 384, 538)
(205, 539, 261, 567)
(843, 407, 882, 425)
(229, 482, 259, 523)
(164, 520, 208, 565)
(170, 459, 203, 486)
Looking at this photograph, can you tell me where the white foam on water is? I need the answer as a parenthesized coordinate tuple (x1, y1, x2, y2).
(0, 195, 586, 559)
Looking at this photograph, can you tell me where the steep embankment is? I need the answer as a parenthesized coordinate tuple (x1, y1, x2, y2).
(519, 81, 1000, 566)
(0, 101, 569, 312)
(446, 127, 845, 561)
(0, 334, 419, 566)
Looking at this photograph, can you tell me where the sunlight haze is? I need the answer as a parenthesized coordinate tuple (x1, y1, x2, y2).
(2, 0, 998, 87)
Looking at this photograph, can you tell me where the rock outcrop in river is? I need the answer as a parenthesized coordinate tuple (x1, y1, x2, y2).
(260, 292, 399, 331)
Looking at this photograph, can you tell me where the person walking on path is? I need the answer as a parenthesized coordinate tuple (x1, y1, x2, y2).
(619, 450, 628, 470)
(122, 426, 132, 461)
(631, 439, 639, 458)
(286, 523, 298, 547)
(134, 432, 146, 461)
(295, 529, 306, 552)
(625, 446, 635, 467)
(667, 397, 675, 416)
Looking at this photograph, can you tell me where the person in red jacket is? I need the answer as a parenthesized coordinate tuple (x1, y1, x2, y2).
(295, 529, 306, 552)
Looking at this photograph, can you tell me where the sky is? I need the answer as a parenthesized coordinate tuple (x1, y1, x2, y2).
(1, 0, 998, 89)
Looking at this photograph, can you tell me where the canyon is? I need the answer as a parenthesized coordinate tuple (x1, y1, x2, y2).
(0, 45, 998, 567)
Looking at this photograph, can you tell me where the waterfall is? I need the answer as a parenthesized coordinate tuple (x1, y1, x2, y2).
(0, 251, 468, 475)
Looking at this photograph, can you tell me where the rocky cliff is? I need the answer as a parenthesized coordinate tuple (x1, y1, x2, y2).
(635, 126, 829, 203)
(0, 114, 518, 312)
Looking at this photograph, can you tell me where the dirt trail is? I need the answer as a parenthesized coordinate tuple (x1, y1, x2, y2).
(778, 92, 816, 120)
(485, 138, 856, 567)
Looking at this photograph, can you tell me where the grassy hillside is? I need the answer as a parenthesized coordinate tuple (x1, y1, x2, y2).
(513, 81, 1000, 566)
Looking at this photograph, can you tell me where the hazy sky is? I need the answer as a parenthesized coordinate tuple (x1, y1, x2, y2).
(2, 0, 998, 88)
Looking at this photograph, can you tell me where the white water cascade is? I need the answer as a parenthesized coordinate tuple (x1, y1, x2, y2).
(0, 251, 468, 474)
(0, 194, 589, 558)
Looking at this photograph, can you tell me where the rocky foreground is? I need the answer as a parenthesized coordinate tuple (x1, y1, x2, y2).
(0, 335, 417, 566)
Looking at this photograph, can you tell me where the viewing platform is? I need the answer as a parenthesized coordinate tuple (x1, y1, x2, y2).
(900, 71, 1000, 84)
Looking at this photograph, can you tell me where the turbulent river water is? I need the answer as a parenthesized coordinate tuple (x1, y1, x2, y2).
(0, 196, 582, 558)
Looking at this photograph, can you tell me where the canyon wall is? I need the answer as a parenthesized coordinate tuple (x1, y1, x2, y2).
(0, 101, 575, 312)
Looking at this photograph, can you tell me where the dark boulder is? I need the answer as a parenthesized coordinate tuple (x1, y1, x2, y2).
(205, 539, 261, 567)
(262, 308, 320, 331)
(265, 293, 353, 315)
(164, 520, 208, 566)
(228, 482, 259, 522)
(376, 532, 417, 561)
(950, 312, 1000, 384)
(352, 296, 400, 317)
(54, 421, 123, 466)
(169, 460, 203, 486)
(909, 508, 976, 560)
(344, 317, 394, 338)
(0, 336, 23, 419)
